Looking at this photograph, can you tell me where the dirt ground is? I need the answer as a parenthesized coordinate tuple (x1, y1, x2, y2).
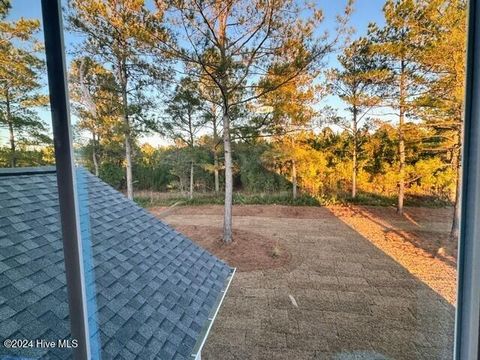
(153, 204, 456, 360)
(172, 225, 291, 272)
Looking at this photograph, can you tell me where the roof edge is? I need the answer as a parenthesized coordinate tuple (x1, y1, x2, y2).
(191, 267, 236, 359)
(0, 166, 57, 177)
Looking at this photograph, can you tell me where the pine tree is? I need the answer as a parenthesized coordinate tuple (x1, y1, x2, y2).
(259, 69, 318, 199)
(69, 57, 121, 176)
(150, 0, 352, 242)
(0, 0, 10, 17)
(0, 4, 48, 167)
(367, 0, 430, 214)
(194, 74, 224, 194)
(415, 0, 467, 241)
(163, 77, 206, 199)
(68, 0, 169, 199)
(329, 38, 389, 198)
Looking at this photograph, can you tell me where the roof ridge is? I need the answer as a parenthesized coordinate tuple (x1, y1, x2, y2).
(0, 166, 57, 176)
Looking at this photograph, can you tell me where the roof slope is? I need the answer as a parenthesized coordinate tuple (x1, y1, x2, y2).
(0, 167, 233, 360)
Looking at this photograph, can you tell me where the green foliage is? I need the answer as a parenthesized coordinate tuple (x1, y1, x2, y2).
(134, 164, 172, 192)
(135, 189, 450, 209)
(99, 162, 124, 189)
(0, 145, 54, 167)
(81, 118, 457, 208)
(0, 1, 10, 18)
(2, 0, 463, 218)
(345, 191, 450, 207)
(235, 142, 290, 193)
(162, 77, 205, 147)
(134, 145, 175, 191)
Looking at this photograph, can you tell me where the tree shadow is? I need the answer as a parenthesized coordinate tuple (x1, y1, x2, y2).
(338, 204, 457, 269)
(319, 207, 455, 359)
(198, 205, 455, 359)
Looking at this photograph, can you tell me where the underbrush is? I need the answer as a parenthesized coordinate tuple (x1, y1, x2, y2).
(134, 190, 452, 208)
(344, 192, 451, 208)
(135, 191, 322, 207)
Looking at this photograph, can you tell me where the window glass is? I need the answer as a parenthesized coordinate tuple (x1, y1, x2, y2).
(67, 0, 463, 359)
(0, 1, 72, 358)
(2, 0, 465, 359)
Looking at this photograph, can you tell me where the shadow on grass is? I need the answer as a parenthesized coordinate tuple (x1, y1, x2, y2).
(338, 205, 457, 269)
(323, 207, 456, 359)
(185, 206, 456, 359)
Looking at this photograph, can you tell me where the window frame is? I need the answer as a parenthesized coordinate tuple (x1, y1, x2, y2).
(41, 0, 90, 358)
(454, 0, 480, 359)
(40, 0, 480, 359)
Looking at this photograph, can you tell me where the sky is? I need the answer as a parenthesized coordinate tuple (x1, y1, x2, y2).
(2, 0, 387, 147)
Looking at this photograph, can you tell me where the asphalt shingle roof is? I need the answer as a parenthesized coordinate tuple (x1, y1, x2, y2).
(0, 167, 233, 360)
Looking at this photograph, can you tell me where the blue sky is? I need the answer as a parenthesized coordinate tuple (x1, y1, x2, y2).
(8, 0, 386, 44)
(3, 0, 387, 146)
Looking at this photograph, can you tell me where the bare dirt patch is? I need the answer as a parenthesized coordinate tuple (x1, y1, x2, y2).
(174, 225, 291, 272)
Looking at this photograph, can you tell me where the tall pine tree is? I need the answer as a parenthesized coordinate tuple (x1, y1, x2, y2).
(416, 0, 467, 241)
(163, 77, 206, 199)
(0, 3, 48, 167)
(69, 57, 122, 176)
(367, 0, 430, 214)
(68, 0, 169, 199)
(330, 38, 389, 198)
(149, 0, 352, 242)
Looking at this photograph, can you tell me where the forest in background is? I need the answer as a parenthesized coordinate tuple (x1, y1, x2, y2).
(0, 0, 466, 242)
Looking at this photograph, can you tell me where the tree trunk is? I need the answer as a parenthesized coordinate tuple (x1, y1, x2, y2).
(6, 90, 15, 168)
(398, 116, 405, 214)
(119, 63, 134, 200)
(397, 61, 406, 215)
(222, 111, 233, 243)
(352, 106, 358, 199)
(189, 160, 194, 200)
(292, 159, 297, 200)
(8, 121, 15, 168)
(214, 151, 220, 193)
(450, 134, 462, 241)
(290, 135, 297, 200)
(352, 149, 357, 198)
(213, 116, 220, 193)
(179, 176, 184, 193)
(92, 132, 99, 177)
(216, 1, 233, 243)
(124, 130, 134, 200)
(187, 115, 195, 199)
(450, 162, 461, 241)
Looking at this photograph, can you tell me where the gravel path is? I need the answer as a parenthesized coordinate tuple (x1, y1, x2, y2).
(159, 205, 455, 360)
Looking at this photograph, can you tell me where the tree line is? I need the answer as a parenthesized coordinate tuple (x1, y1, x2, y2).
(0, 0, 466, 243)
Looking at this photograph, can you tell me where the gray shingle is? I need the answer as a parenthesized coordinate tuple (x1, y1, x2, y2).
(0, 319, 21, 339)
(0, 167, 232, 359)
(0, 304, 16, 320)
